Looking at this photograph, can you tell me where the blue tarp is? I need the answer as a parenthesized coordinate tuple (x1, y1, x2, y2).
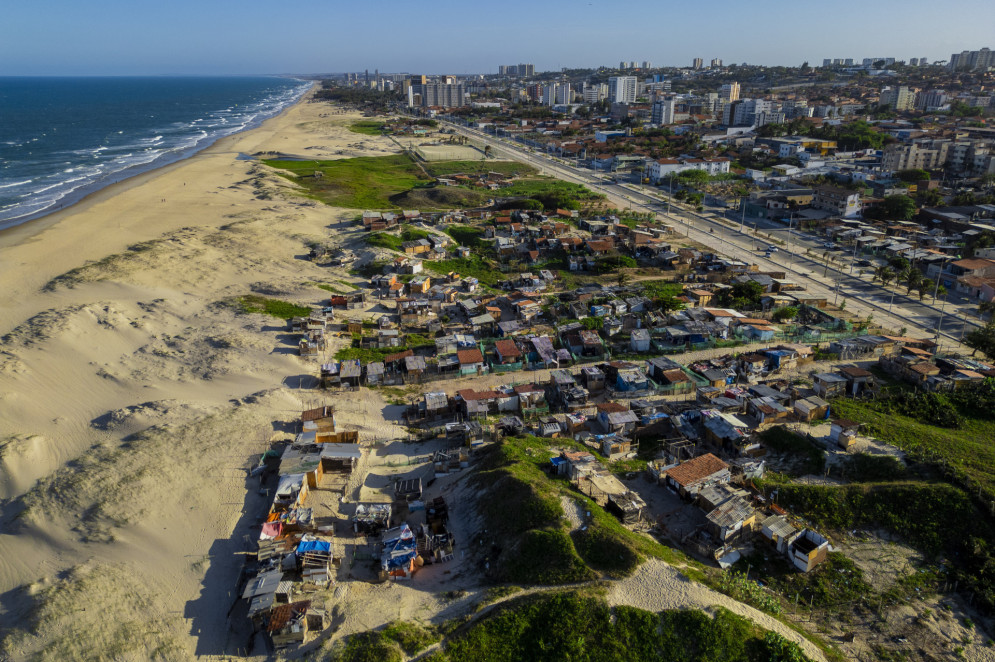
(297, 540, 332, 554)
(382, 524, 418, 570)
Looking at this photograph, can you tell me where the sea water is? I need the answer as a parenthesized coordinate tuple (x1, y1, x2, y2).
(0, 76, 311, 229)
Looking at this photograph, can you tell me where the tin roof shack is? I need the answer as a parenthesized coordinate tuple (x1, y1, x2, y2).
(242, 568, 284, 620)
(394, 477, 423, 504)
(630, 328, 651, 353)
(794, 395, 829, 422)
(812, 372, 847, 398)
(302, 406, 336, 432)
(760, 514, 798, 554)
(353, 503, 392, 536)
(340, 359, 362, 387)
(381, 524, 419, 580)
(830, 419, 861, 450)
(296, 538, 334, 588)
(560, 450, 646, 524)
(664, 453, 731, 498)
(446, 421, 485, 448)
(705, 495, 757, 544)
(580, 366, 606, 393)
(320, 362, 340, 388)
(837, 365, 874, 396)
(789, 529, 830, 572)
(267, 600, 325, 650)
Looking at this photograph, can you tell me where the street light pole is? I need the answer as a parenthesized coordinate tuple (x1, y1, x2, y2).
(933, 254, 960, 347)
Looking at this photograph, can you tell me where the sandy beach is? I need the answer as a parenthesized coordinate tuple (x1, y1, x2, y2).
(0, 88, 407, 659)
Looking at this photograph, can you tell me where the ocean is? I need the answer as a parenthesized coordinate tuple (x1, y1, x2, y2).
(0, 76, 311, 229)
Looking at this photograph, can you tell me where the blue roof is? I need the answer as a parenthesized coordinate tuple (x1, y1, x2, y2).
(297, 540, 332, 554)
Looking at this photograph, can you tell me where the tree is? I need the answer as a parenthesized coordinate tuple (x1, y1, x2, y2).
(878, 266, 895, 286)
(902, 266, 922, 295)
(979, 300, 995, 319)
(616, 270, 630, 288)
(772, 306, 799, 322)
(483, 145, 492, 158)
(964, 321, 995, 360)
(917, 278, 934, 301)
(869, 194, 917, 221)
(896, 169, 930, 183)
(655, 295, 685, 314)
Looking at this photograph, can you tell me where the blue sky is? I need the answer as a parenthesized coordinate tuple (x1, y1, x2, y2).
(2, 0, 993, 75)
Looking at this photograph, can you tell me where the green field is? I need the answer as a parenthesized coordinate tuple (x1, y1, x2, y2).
(265, 154, 428, 209)
(333, 592, 812, 662)
(424, 160, 535, 177)
(365, 225, 433, 251)
(230, 295, 309, 320)
(265, 154, 600, 212)
(349, 120, 387, 135)
(831, 388, 995, 501)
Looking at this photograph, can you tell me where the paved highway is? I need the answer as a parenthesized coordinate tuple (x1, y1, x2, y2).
(442, 120, 981, 349)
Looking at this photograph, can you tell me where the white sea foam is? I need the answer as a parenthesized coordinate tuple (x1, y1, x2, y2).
(0, 179, 33, 189)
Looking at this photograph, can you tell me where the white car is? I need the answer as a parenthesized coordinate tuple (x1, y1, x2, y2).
(823, 242, 837, 249)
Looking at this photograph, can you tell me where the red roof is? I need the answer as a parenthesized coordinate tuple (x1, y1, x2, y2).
(457, 388, 499, 401)
(457, 348, 484, 365)
(666, 453, 729, 488)
(596, 401, 628, 413)
(383, 349, 414, 364)
(302, 406, 334, 422)
(494, 339, 522, 358)
(513, 383, 544, 394)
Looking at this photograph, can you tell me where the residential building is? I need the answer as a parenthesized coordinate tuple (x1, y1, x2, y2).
(419, 83, 467, 108)
(582, 83, 608, 103)
(719, 82, 740, 102)
(813, 186, 862, 218)
(949, 48, 993, 72)
(608, 76, 638, 104)
(881, 140, 949, 172)
(651, 97, 676, 125)
(710, 58, 723, 68)
(692, 58, 703, 70)
(878, 86, 916, 111)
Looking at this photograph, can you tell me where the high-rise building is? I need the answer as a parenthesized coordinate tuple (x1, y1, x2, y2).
(719, 82, 740, 102)
(651, 97, 677, 125)
(710, 58, 722, 68)
(642, 61, 652, 69)
(519, 63, 535, 77)
(411, 74, 427, 85)
(949, 48, 993, 72)
(498, 65, 509, 75)
(608, 76, 638, 103)
(909, 58, 919, 67)
(917, 89, 948, 110)
(420, 83, 466, 108)
(555, 83, 572, 105)
(878, 86, 916, 111)
(582, 83, 608, 104)
(692, 58, 703, 70)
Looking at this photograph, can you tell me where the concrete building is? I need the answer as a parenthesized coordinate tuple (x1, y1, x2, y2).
(582, 82, 608, 103)
(711, 58, 723, 68)
(420, 83, 467, 108)
(651, 97, 676, 125)
(881, 140, 950, 172)
(692, 57, 703, 70)
(719, 82, 740, 102)
(878, 86, 916, 111)
(813, 186, 862, 218)
(608, 76, 638, 104)
(949, 48, 993, 72)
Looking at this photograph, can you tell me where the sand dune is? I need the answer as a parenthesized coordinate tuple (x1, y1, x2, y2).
(0, 90, 402, 659)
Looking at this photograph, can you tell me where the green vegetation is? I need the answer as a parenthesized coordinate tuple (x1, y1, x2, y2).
(230, 295, 310, 320)
(349, 120, 387, 135)
(498, 178, 602, 211)
(766, 553, 873, 611)
(473, 436, 684, 585)
(432, 592, 812, 662)
(424, 161, 535, 178)
(639, 279, 683, 300)
(965, 321, 995, 361)
(758, 428, 826, 476)
(329, 620, 440, 662)
(716, 281, 764, 310)
(831, 383, 995, 498)
(365, 225, 432, 251)
(445, 224, 487, 248)
(265, 154, 429, 209)
(424, 256, 503, 287)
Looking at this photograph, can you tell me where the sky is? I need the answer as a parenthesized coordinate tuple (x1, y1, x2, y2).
(2, 0, 993, 76)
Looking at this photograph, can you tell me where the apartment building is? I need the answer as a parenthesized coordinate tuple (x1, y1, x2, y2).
(881, 140, 950, 172)
(878, 86, 916, 111)
(608, 76, 638, 104)
(719, 82, 740, 102)
(813, 186, 862, 218)
(949, 48, 993, 72)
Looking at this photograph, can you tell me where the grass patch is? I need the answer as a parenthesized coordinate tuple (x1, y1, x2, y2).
(639, 279, 684, 299)
(423, 160, 535, 178)
(758, 427, 826, 475)
(381, 621, 441, 655)
(832, 393, 995, 500)
(349, 120, 387, 135)
(424, 256, 504, 287)
(433, 592, 814, 662)
(265, 154, 429, 209)
(765, 552, 873, 611)
(366, 225, 433, 251)
(231, 295, 310, 320)
(473, 436, 688, 584)
(497, 178, 601, 211)
(445, 224, 487, 249)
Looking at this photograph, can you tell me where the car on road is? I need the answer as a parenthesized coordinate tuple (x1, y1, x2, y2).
(856, 259, 873, 267)
(823, 242, 837, 249)
(767, 246, 778, 252)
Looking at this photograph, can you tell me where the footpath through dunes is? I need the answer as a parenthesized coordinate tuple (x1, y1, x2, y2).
(0, 94, 403, 659)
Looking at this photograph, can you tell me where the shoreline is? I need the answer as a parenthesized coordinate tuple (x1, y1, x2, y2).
(0, 81, 315, 251)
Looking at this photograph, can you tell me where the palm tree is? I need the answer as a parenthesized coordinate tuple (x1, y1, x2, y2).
(917, 278, 934, 301)
(878, 266, 895, 286)
(902, 266, 922, 295)
(980, 300, 995, 319)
